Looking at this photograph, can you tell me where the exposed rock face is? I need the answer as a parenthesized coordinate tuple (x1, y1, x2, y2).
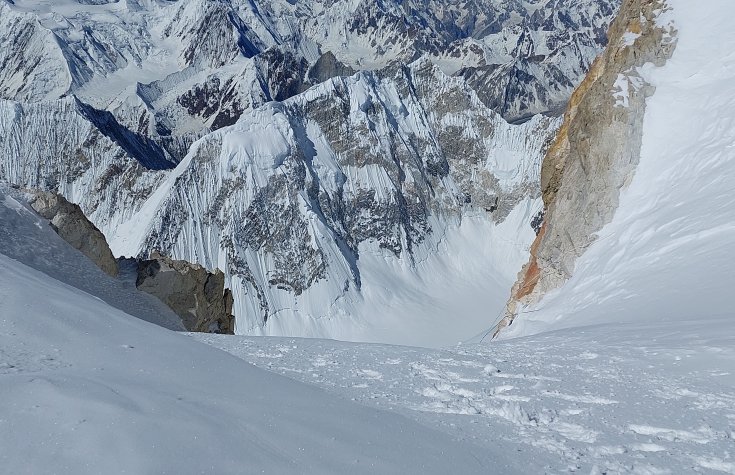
(29, 191, 119, 277)
(496, 0, 678, 335)
(26, 190, 233, 334)
(0, 0, 619, 339)
(309, 52, 356, 85)
(136, 253, 235, 334)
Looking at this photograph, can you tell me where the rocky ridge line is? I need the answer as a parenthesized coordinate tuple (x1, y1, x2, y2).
(0, 0, 619, 341)
(496, 0, 678, 335)
(29, 191, 119, 277)
(28, 190, 234, 334)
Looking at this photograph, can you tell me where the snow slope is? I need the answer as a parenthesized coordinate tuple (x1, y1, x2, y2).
(501, 0, 735, 338)
(0, 190, 510, 473)
(195, 321, 735, 474)
(0, 188, 184, 331)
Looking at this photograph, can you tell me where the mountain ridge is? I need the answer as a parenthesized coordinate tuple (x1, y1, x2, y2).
(0, 0, 619, 345)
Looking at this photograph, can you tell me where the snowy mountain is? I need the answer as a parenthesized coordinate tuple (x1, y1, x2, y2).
(0, 185, 504, 474)
(0, 0, 620, 344)
(2, 0, 735, 473)
(0, 0, 618, 120)
(194, 6, 735, 470)
(106, 63, 559, 345)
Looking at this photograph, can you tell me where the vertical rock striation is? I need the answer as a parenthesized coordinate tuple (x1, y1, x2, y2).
(0, 0, 620, 342)
(496, 0, 678, 335)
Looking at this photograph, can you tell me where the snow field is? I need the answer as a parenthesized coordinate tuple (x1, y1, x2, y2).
(195, 324, 735, 474)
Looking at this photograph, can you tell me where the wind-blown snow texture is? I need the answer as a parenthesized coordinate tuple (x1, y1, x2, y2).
(0, 186, 510, 474)
(195, 325, 735, 474)
(0, 0, 619, 345)
(502, 0, 735, 339)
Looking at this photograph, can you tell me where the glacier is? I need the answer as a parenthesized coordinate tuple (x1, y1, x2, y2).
(0, 0, 734, 472)
(104, 63, 560, 346)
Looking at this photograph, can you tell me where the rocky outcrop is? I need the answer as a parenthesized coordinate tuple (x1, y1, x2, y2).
(29, 191, 119, 277)
(136, 252, 235, 334)
(496, 0, 678, 335)
(27, 190, 234, 334)
(308, 52, 356, 85)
